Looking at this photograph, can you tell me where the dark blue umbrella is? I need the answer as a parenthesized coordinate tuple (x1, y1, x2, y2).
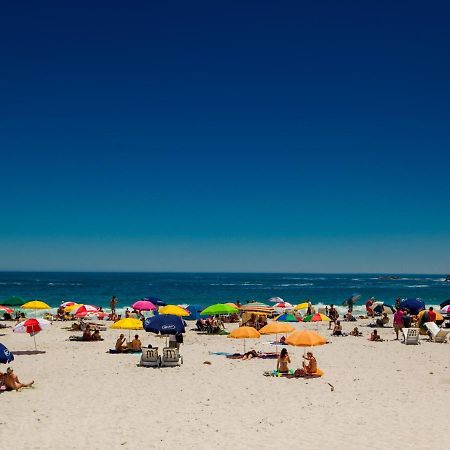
(144, 314, 185, 335)
(0, 343, 14, 364)
(143, 297, 166, 307)
(399, 298, 425, 315)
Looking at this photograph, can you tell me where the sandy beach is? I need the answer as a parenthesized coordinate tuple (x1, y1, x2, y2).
(1, 318, 449, 450)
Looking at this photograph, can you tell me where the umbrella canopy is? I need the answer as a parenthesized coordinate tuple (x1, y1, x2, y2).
(268, 297, 284, 303)
(64, 303, 82, 312)
(60, 301, 77, 308)
(259, 322, 295, 335)
(76, 311, 109, 319)
(142, 297, 166, 306)
(399, 298, 425, 315)
(0, 305, 14, 314)
(417, 310, 444, 322)
(303, 313, 330, 322)
(21, 301, 50, 310)
(440, 305, 450, 314)
(201, 304, 238, 316)
(3, 296, 24, 306)
(440, 299, 450, 309)
(110, 318, 143, 330)
(239, 304, 274, 314)
(70, 305, 99, 316)
(0, 343, 14, 364)
(159, 305, 189, 317)
(132, 300, 156, 311)
(274, 313, 301, 322)
(144, 314, 185, 335)
(225, 302, 239, 309)
(294, 302, 309, 311)
(286, 330, 327, 347)
(274, 302, 293, 309)
(228, 326, 261, 339)
(14, 318, 51, 334)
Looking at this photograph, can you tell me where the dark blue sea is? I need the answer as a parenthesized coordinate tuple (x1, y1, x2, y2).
(0, 272, 449, 313)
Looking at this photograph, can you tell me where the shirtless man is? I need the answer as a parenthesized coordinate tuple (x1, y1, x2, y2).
(301, 352, 317, 374)
(131, 334, 142, 351)
(115, 334, 128, 352)
(4, 367, 34, 391)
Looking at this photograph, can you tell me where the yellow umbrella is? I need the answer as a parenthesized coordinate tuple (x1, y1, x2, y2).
(21, 301, 50, 309)
(228, 326, 260, 353)
(418, 310, 444, 322)
(110, 317, 143, 341)
(64, 303, 82, 313)
(294, 302, 309, 311)
(159, 305, 189, 317)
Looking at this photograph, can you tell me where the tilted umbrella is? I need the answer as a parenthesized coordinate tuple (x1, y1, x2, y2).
(60, 301, 77, 308)
(201, 304, 238, 316)
(303, 313, 330, 322)
(399, 298, 425, 315)
(294, 302, 309, 311)
(142, 297, 166, 307)
(0, 343, 14, 364)
(268, 297, 284, 303)
(440, 305, 450, 315)
(13, 318, 51, 350)
(228, 326, 261, 353)
(440, 299, 450, 309)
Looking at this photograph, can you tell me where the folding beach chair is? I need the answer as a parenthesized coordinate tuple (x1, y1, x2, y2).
(402, 328, 419, 345)
(139, 347, 160, 367)
(160, 347, 183, 367)
(424, 322, 449, 343)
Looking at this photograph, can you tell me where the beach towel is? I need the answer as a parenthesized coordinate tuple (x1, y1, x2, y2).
(263, 368, 324, 378)
(108, 349, 142, 354)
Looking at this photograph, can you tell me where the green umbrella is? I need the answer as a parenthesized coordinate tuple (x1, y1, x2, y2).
(3, 296, 24, 307)
(274, 313, 300, 322)
(201, 304, 238, 315)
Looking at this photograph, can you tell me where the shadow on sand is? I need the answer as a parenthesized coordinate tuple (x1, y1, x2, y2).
(11, 350, 46, 356)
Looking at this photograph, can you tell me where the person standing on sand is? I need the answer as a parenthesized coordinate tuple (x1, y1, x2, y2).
(393, 308, 404, 340)
(328, 304, 338, 330)
(110, 296, 117, 315)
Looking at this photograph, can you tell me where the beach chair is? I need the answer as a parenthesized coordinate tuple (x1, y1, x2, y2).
(424, 322, 449, 343)
(402, 328, 419, 345)
(139, 348, 160, 367)
(160, 347, 183, 367)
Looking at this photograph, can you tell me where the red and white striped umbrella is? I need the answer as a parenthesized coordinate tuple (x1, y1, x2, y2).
(76, 310, 108, 319)
(13, 318, 51, 350)
(60, 301, 77, 308)
(0, 305, 14, 314)
(275, 302, 293, 309)
(70, 304, 99, 315)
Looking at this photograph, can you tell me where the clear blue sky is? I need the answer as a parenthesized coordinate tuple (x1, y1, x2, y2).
(1, 1, 449, 273)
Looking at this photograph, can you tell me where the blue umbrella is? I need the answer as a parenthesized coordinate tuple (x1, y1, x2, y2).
(399, 298, 425, 315)
(142, 297, 166, 307)
(144, 314, 185, 335)
(0, 343, 14, 364)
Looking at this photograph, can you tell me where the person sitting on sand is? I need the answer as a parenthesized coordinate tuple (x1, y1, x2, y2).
(131, 334, 142, 351)
(349, 327, 362, 336)
(277, 348, 291, 374)
(3, 367, 34, 391)
(115, 334, 128, 352)
(91, 330, 102, 341)
(82, 325, 93, 341)
(376, 312, 389, 327)
(370, 330, 383, 341)
(296, 352, 317, 376)
(332, 320, 343, 336)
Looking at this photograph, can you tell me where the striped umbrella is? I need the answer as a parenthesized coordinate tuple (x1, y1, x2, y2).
(303, 313, 330, 322)
(0, 305, 14, 314)
(13, 318, 51, 350)
(70, 305, 99, 316)
(60, 301, 77, 308)
(274, 313, 301, 322)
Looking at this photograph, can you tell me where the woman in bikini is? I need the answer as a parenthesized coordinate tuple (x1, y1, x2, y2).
(277, 348, 291, 374)
(4, 367, 34, 391)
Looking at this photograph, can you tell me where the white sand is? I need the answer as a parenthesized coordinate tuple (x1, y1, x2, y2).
(1, 319, 449, 450)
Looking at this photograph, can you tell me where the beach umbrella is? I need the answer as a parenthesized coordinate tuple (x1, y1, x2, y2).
(440, 305, 450, 314)
(399, 298, 425, 315)
(0, 343, 14, 364)
(303, 313, 330, 322)
(13, 318, 51, 350)
(274, 302, 293, 310)
(142, 297, 166, 307)
(144, 314, 185, 335)
(417, 310, 444, 323)
(70, 305, 99, 316)
(159, 305, 189, 317)
(225, 302, 239, 309)
(132, 300, 156, 311)
(201, 304, 238, 316)
(268, 297, 284, 303)
(294, 302, 309, 311)
(60, 301, 77, 308)
(286, 330, 327, 347)
(76, 311, 109, 319)
(440, 299, 450, 309)
(259, 322, 295, 355)
(239, 304, 274, 314)
(21, 300, 51, 318)
(111, 318, 143, 340)
(3, 296, 24, 307)
(274, 313, 301, 322)
(64, 303, 82, 313)
(342, 293, 362, 307)
(228, 326, 261, 353)
(0, 305, 14, 314)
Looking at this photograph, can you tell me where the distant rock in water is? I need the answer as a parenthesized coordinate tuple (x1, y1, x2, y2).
(378, 275, 400, 280)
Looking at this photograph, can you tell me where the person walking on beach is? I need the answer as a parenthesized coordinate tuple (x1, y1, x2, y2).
(110, 296, 118, 315)
(393, 308, 404, 340)
(328, 304, 338, 330)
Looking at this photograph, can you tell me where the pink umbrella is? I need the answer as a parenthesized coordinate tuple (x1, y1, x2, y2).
(13, 318, 51, 350)
(440, 305, 450, 314)
(70, 304, 99, 315)
(76, 311, 109, 319)
(132, 300, 156, 311)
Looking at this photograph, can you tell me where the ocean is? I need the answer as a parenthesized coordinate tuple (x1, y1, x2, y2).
(0, 272, 449, 313)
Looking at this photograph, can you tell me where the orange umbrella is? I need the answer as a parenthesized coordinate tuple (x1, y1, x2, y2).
(228, 326, 260, 353)
(286, 330, 327, 347)
(259, 322, 294, 335)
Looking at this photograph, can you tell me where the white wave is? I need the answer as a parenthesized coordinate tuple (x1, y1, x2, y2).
(275, 283, 314, 287)
(407, 285, 429, 288)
